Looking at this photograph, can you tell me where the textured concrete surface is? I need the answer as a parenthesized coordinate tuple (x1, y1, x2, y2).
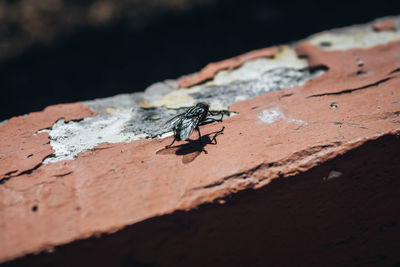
(1, 17, 400, 265)
(5, 134, 400, 267)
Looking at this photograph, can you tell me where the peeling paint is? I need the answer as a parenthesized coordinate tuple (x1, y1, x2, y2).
(210, 46, 308, 85)
(40, 67, 322, 164)
(14, 18, 398, 168)
(40, 109, 145, 163)
(310, 18, 400, 50)
(140, 87, 198, 109)
(0, 103, 96, 179)
(178, 46, 277, 88)
(144, 67, 325, 111)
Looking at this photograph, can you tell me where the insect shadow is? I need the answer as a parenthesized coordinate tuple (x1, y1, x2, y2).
(156, 127, 225, 164)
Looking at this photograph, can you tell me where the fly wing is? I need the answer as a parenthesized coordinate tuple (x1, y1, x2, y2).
(179, 116, 200, 140)
(155, 115, 183, 136)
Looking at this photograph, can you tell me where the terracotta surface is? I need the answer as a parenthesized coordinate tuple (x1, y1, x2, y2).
(1, 26, 400, 264)
(0, 103, 96, 180)
(372, 19, 396, 31)
(5, 134, 400, 266)
(295, 40, 400, 98)
(178, 46, 277, 88)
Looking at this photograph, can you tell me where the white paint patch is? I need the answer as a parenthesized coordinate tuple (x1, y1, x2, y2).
(140, 47, 322, 111)
(258, 108, 283, 123)
(211, 46, 308, 86)
(310, 25, 400, 50)
(40, 109, 145, 163)
(258, 107, 307, 125)
(209, 100, 226, 111)
(234, 95, 248, 102)
(158, 131, 174, 138)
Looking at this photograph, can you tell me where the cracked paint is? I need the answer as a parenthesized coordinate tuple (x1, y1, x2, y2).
(307, 77, 394, 97)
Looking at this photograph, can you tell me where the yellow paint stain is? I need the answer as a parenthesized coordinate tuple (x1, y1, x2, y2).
(139, 101, 153, 109)
(140, 90, 197, 109)
(106, 107, 117, 114)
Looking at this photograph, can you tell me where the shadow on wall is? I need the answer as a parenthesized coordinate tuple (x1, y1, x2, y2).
(6, 134, 400, 266)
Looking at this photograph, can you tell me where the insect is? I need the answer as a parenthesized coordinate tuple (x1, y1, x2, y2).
(157, 103, 225, 148)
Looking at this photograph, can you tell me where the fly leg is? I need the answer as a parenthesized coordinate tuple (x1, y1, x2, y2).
(196, 126, 208, 154)
(200, 117, 223, 126)
(200, 111, 224, 126)
(208, 111, 224, 121)
(165, 137, 176, 148)
(210, 126, 225, 144)
(200, 118, 222, 125)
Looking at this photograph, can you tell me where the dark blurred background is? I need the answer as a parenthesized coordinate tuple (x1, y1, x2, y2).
(0, 0, 399, 121)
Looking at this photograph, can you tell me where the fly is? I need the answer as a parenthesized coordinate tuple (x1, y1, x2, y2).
(156, 103, 225, 148)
